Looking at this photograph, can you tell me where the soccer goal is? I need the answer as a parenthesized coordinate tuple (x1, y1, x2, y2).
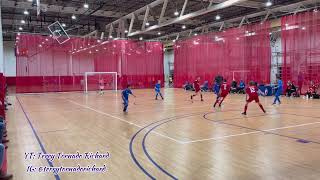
(84, 72, 117, 93)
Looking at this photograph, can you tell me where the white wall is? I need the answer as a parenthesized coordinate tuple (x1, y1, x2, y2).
(164, 49, 174, 86)
(270, 32, 282, 84)
(3, 41, 16, 77)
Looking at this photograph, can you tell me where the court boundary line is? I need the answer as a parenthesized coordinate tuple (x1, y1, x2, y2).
(16, 96, 61, 180)
(184, 121, 320, 143)
(67, 99, 185, 144)
(198, 112, 320, 144)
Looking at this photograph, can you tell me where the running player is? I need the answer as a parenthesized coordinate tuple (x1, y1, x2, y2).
(122, 85, 136, 112)
(273, 77, 283, 105)
(191, 77, 203, 101)
(242, 81, 266, 115)
(214, 79, 230, 108)
(155, 80, 164, 100)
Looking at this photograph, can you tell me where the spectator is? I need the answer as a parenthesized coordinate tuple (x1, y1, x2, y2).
(230, 80, 238, 93)
(0, 144, 12, 180)
(286, 81, 297, 97)
(183, 81, 193, 91)
(201, 81, 209, 92)
(306, 81, 318, 99)
(237, 80, 246, 94)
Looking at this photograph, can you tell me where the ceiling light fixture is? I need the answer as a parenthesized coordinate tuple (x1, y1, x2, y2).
(215, 15, 221, 20)
(83, 3, 89, 9)
(266, 1, 272, 7)
(23, 10, 29, 15)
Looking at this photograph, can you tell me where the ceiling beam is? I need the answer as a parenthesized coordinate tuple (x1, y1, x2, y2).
(156, 0, 317, 40)
(129, 0, 247, 36)
(205, 0, 263, 9)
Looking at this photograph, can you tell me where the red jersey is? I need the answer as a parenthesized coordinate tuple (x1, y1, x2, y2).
(246, 86, 259, 97)
(246, 86, 260, 103)
(220, 83, 230, 96)
(194, 80, 200, 92)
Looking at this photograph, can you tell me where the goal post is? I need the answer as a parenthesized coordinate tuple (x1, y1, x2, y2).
(84, 72, 117, 93)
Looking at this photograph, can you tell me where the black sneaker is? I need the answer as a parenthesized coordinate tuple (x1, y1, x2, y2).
(242, 112, 247, 115)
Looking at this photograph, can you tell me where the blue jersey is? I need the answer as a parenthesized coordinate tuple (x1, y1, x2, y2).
(239, 81, 245, 88)
(214, 83, 220, 94)
(277, 80, 283, 93)
(155, 83, 161, 92)
(122, 88, 132, 100)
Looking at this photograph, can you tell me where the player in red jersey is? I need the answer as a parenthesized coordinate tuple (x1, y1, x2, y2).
(191, 77, 203, 101)
(214, 79, 230, 108)
(242, 81, 266, 115)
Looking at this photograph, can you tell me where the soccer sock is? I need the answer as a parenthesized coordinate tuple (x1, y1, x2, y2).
(219, 97, 225, 106)
(200, 94, 203, 100)
(259, 104, 266, 113)
(244, 105, 248, 113)
(214, 99, 218, 107)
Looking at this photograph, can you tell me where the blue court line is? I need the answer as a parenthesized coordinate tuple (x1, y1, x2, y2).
(129, 111, 207, 179)
(142, 120, 179, 180)
(16, 97, 61, 180)
(140, 110, 273, 179)
(203, 112, 320, 145)
(140, 109, 243, 179)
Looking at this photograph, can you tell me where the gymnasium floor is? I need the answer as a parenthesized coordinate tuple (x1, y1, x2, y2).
(7, 88, 320, 180)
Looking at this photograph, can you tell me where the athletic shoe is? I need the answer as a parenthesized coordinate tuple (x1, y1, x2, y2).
(241, 112, 247, 115)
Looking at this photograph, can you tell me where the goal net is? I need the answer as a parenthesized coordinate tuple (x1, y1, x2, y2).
(84, 72, 117, 93)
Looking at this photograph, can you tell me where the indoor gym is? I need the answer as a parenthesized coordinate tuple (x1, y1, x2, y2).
(1, 0, 320, 180)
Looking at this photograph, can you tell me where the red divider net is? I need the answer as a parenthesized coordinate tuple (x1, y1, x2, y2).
(16, 35, 164, 93)
(281, 11, 320, 92)
(174, 22, 271, 88)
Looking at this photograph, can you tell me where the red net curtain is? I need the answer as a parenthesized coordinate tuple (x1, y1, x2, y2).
(281, 11, 320, 92)
(16, 35, 95, 93)
(94, 40, 164, 89)
(174, 22, 271, 88)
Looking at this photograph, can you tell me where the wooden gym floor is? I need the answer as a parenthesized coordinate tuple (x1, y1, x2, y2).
(6, 88, 320, 180)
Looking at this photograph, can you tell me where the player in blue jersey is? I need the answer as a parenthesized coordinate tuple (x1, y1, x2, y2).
(155, 80, 164, 100)
(122, 85, 136, 112)
(273, 77, 283, 105)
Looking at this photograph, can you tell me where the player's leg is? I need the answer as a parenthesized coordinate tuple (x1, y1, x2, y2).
(123, 99, 129, 112)
(213, 96, 220, 108)
(191, 91, 198, 100)
(256, 97, 266, 113)
(276, 93, 281, 104)
(242, 101, 249, 115)
(159, 92, 164, 100)
(218, 96, 226, 107)
(155, 92, 158, 100)
(273, 93, 280, 104)
(200, 92, 204, 101)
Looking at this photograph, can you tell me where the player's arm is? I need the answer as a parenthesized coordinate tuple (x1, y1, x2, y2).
(129, 90, 136, 97)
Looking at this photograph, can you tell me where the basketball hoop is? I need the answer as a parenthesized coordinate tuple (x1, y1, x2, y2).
(48, 21, 70, 44)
